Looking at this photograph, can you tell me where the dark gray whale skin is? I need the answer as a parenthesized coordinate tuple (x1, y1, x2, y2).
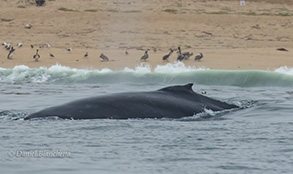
(24, 83, 238, 120)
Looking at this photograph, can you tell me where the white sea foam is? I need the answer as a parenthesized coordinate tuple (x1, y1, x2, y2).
(123, 63, 152, 73)
(274, 66, 293, 76)
(154, 61, 208, 73)
(47, 63, 112, 73)
(1, 62, 207, 76)
(1, 64, 293, 86)
(122, 62, 207, 73)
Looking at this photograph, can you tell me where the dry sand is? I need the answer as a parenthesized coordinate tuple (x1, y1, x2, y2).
(0, 0, 293, 70)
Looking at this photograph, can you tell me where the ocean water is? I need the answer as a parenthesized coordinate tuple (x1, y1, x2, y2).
(1, 62, 293, 174)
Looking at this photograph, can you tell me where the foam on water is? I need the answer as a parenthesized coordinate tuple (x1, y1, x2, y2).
(274, 66, 293, 75)
(1, 63, 293, 87)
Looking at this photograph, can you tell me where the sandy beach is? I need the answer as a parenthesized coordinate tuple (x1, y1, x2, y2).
(1, 0, 293, 70)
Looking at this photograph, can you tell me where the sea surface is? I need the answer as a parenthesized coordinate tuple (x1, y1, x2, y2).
(1, 62, 293, 174)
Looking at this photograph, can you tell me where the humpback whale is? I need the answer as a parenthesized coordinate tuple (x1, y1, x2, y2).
(24, 83, 238, 120)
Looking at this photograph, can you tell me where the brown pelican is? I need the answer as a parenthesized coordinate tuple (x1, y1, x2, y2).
(140, 50, 149, 61)
(183, 52, 193, 60)
(162, 49, 174, 61)
(33, 49, 40, 62)
(100, 53, 109, 61)
(7, 47, 16, 59)
(25, 24, 32, 29)
(17, 43, 23, 48)
(176, 47, 184, 61)
(194, 53, 203, 61)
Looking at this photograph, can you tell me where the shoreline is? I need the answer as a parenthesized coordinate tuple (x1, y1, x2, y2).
(1, 47, 292, 71)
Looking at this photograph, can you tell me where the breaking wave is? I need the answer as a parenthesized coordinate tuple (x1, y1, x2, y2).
(1, 63, 293, 87)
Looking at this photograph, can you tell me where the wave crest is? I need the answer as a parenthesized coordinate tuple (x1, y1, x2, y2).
(1, 64, 293, 87)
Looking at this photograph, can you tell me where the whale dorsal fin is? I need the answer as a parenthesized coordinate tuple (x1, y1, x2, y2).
(159, 83, 194, 93)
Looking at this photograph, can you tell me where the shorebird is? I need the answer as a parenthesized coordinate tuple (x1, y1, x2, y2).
(25, 24, 32, 29)
(5, 43, 11, 50)
(33, 49, 40, 62)
(100, 53, 109, 61)
(17, 43, 23, 48)
(276, 48, 288, 52)
(162, 49, 174, 61)
(30, 45, 34, 49)
(182, 52, 193, 60)
(47, 43, 51, 48)
(125, 50, 129, 55)
(50, 53, 55, 58)
(7, 47, 15, 59)
(140, 50, 149, 61)
(84, 52, 88, 58)
(176, 47, 184, 61)
(194, 53, 203, 61)
(66, 47, 72, 52)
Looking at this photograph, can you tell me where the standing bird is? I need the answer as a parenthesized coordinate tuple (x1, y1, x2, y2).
(17, 43, 23, 48)
(125, 50, 129, 55)
(5, 43, 11, 50)
(176, 47, 184, 61)
(194, 53, 203, 61)
(140, 50, 149, 61)
(183, 52, 193, 60)
(162, 49, 174, 61)
(33, 49, 40, 62)
(7, 47, 16, 59)
(25, 24, 32, 29)
(100, 53, 109, 61)
(66, 47, 72, 52)
(30, 45, 34, 49)
(84, 52, 88, 58)
(50, 53, 55, 58)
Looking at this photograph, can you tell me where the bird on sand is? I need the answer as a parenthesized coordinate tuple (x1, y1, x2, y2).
(182, 52, 193, 60)
(84, 52, 88, 58)
(33, 49, 40, 62)
(176, 47, 184, 61)
(162, 49, 174, 61)
(100, 53, 109, 61)
(7, 47, 16, 59)
(194, 53, 203, 61)
(140, 50, 149, 61)
(66, 47, 72, 52)
(50, 53, 55, 58)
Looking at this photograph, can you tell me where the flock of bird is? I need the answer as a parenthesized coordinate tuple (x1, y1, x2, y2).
(2, 42, 203, 63)
(160, 46, 203, 62)
(139, 46, 203, 62)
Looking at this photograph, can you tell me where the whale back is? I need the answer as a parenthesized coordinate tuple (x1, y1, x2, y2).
(25, 83, 238, 120)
